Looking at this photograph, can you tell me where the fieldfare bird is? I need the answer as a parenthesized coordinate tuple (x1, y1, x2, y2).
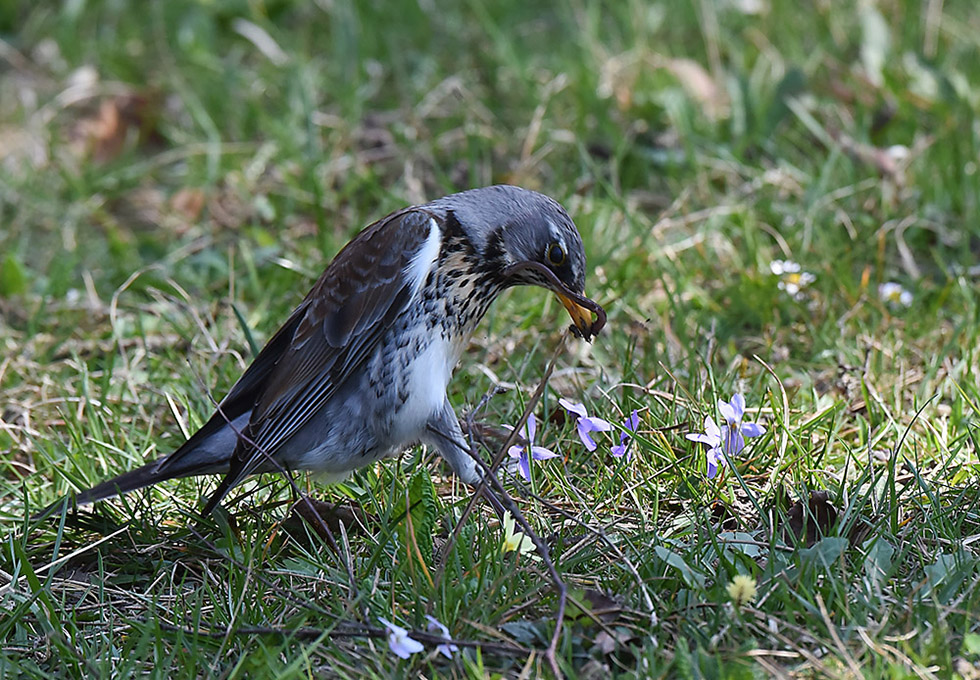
(44, 185, 605, 516)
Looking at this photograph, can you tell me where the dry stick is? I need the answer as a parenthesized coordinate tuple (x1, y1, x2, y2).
(180, 511, 534, 661)
(460, 424, 649, 638)
(433, 340, 570, 678)
(179, 523, 500, 660)
(521, 478, 659, 626)
(151, 620, 529, 656)
(474, 455, 569, 678)
(432, 345, 555, 568)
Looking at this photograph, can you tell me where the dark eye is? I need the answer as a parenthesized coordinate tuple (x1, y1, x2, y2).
(546, 243, 566, 266)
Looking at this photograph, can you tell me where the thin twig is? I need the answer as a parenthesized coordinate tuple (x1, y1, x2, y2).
(433, 339, 571, 678)
(184, 524, 342, 622)
(150, 619, 530, 656)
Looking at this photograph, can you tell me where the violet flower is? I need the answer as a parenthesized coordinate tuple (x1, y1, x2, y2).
(425, 615, 459, 659)
(559, 398, 612, 451)
(686, 393, 765, 478)
(507, 413, 559, 481)
(611, 410, 640, 460)
(717, 393, 766, 457)
(686, 416, 726, 478)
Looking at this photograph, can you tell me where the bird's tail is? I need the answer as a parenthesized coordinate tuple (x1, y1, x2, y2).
(35, 453, 223, 520)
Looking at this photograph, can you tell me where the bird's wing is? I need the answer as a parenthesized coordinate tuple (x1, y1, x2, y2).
(154, 306, 305, 475)
(202, 208, 441, 512)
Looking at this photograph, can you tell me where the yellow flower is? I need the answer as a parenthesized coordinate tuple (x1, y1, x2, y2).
(726, 574, 757, 607)
(501, 511, 535, 557)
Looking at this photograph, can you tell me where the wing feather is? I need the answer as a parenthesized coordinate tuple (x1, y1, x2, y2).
(202, 208, 440, 512)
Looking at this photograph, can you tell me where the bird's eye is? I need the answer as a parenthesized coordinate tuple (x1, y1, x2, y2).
(546, 243, 566, 266)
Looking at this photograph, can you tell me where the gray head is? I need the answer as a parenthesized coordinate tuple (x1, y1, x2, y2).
(427, 185, 600, 339)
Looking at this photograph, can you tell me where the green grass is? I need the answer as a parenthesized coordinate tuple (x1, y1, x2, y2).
(3, 0, 980, 676)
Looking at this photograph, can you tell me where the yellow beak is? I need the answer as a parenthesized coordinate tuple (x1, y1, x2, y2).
(556, 290, 596, 339)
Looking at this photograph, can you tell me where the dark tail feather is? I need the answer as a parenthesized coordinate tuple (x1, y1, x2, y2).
(35, 454, 221, 521)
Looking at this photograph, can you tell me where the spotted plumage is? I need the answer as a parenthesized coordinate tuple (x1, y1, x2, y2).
(43, 185, 605, 517)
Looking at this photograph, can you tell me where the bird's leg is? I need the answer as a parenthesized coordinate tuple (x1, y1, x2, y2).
(422, 401, 506, 518)
(422, 400, 483, 486)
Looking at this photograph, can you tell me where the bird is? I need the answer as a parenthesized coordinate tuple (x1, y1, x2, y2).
(42, 185, 605, 517)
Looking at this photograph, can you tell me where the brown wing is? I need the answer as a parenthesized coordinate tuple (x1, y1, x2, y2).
(201, 208, 439, 513)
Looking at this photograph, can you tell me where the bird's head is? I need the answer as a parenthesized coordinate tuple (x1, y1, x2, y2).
(434, 185, 606, 340)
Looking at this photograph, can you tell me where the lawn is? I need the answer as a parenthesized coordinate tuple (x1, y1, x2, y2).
(2, 0, 980, 677)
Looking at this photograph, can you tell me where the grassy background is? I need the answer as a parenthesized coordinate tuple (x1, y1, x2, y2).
(2, 0, 980, 676)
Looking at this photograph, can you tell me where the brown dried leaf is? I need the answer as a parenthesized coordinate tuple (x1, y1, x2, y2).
(783, 490, 839, 547)
(547, 405, 569, 428)
(69, 94, 158, 163)
(170, 188, 207, 221)
(664, 58, 729, 120)
(285, 499, 369, 549)
(71, 98, 123, 162)
(581, 588, 624, 624)
(592, 627, 637, 655)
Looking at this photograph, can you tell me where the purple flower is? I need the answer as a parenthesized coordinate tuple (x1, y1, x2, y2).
(559, 398, 612, 451)
(686, 393, 766, 478)
(717, 393, 766, 456)
(507, 413, 559, 481)
(611, 410, 640, 459)
(686, 416, 725, 478)
(425, 615, 459, 659)
(379, 617, 424, 659)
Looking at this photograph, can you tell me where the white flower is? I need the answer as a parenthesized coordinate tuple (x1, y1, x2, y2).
(878, 282, 912, 308)
(769, 259, 801, 276)
(379, 618, 424, 659)
(770, 260, 815, 299)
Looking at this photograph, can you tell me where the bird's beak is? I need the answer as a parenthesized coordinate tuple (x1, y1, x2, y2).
(500, 261, 607, 341)
(556, 290, 598, 341)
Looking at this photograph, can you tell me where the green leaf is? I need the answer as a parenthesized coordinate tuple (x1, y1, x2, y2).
(398, 468, 438, 566)
(0, 252, 28, 296)
(499, 620, 548, 645)
(799, 537, 848, 567)
(862, 538, 895, 590)
(923, 552, 962, 600)
(963, 633, 980, 658)
(718, 531, 764, 558)
(653, 545, 705, 588)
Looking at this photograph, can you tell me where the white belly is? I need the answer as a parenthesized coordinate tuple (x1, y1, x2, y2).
(392, 335, 456, 440)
